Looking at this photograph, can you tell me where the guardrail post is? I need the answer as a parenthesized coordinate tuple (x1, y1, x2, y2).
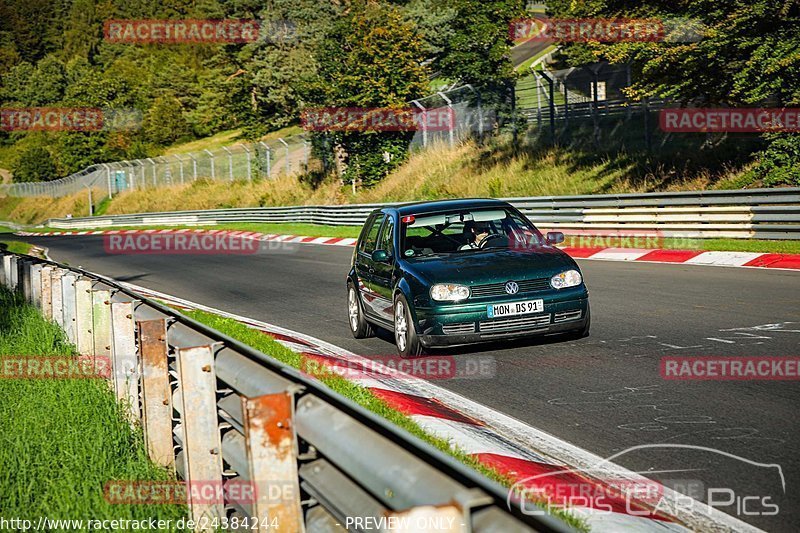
(40, 266, 54, 319)
(75, 278, 94, 355)
(1, 255, 11, 287)
(30, 264, 42, 307)
(92, 289, 113, 365)
(138, 319, 174, 469)
(177, 345, 224, 522)
(62, 273, 79, 345)
(51, 269, 66, 329)
(20, 260, 32, 302)
(0, 255, 6, 288)
(241, 392, 304, 532)
(112, 301, 139, 420)
(9, 256, 19, 292)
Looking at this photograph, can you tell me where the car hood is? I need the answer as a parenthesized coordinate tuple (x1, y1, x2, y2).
(405, 247, 578, 285)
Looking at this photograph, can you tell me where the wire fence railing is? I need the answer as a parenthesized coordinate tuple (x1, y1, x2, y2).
(0, 135, 314, 200)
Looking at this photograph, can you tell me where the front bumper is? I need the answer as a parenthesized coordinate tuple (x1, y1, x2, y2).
(415, 290, 589, 348)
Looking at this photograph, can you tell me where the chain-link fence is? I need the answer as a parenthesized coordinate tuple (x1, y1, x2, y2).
(0, 134, 314, 200)
(514, 62, 672, 150)
(512, 61, 768, 172)
(409, 85, 489, 150)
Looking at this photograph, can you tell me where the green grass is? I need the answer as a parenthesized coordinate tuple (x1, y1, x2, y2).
(662, 237, 800, 254)
(160, 125, 304, 157)
(0, 240, 33, 254)
(160, 129, 245, 156)
(0, 287, 188, 528)
(0, 225, 15, 234)
(0, 195, 23, 221)
(181, 307, 588, 531)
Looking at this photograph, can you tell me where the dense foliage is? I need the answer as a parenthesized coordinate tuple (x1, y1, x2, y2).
(0, 0, 523, 185)
(547, 0, 800, 185)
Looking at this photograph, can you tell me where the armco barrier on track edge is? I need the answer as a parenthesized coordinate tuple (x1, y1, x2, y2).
(0, 249, 575, 533)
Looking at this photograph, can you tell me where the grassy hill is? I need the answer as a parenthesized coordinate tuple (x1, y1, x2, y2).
(0, 131, 754, 225)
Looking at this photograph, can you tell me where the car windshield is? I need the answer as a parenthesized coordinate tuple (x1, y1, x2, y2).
(400, 208, 544, 258)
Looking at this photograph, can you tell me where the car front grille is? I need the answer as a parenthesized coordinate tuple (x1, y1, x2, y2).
(479, 313, 551, 333)
(442, 322, 476, 335)
(470, 277, 551, 298)
(553, 310, 583, 323)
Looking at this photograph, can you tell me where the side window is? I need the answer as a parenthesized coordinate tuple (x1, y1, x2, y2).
(379, 218, 395, 256)
(359, 214, 385, 254)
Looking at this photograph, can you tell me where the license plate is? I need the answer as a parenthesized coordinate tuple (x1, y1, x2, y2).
(487, 299, 544, 318)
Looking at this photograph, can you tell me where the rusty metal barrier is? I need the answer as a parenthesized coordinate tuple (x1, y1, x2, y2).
(0, 251, 573, 533)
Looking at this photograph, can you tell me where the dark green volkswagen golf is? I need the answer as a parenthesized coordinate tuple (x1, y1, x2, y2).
(346, 199, 590, 356)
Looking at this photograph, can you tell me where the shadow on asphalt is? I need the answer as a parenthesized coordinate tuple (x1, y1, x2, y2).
(372, 326, 589, 357)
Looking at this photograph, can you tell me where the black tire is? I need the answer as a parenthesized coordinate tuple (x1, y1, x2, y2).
(393, 294, 425, 358)
(347, 283, 374, 339)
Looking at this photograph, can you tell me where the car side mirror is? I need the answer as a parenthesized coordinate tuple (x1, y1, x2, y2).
(546, 231, 565, 245)
(371, 249, 391, 263)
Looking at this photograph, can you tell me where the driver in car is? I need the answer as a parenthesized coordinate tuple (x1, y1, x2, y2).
(459, 221, 492, 250)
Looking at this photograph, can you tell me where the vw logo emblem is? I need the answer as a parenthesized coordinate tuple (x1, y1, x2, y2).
(505, 281, 519, 295)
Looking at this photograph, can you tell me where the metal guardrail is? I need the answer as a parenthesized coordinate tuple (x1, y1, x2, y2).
(0, 220, 24, 231)
(45, 188, 800, 239)
(0, 251, 570, 533)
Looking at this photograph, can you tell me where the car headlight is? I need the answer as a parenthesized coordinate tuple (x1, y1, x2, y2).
(550, 270, 582, 289)
(430, 284, 470, 301)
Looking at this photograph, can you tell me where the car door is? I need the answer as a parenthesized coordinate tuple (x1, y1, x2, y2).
(355, 213, 385, 319)
(371, 215, 396, 323)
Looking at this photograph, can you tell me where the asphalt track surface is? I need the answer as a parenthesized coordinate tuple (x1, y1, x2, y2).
(511, 39, 551, 68)
(22, 235, 800, 531)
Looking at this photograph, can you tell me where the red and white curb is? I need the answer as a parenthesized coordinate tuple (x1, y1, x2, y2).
(111, 281, 760, 532)
(17, 229, 800, 271)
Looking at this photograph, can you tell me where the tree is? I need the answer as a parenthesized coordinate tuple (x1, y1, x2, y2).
(12, 145, 57, 182)
(312, 1, 430, 187)
(547, 0, 800, 185)
(437, 0, 525, 105)
(143, 95, 192, 146)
